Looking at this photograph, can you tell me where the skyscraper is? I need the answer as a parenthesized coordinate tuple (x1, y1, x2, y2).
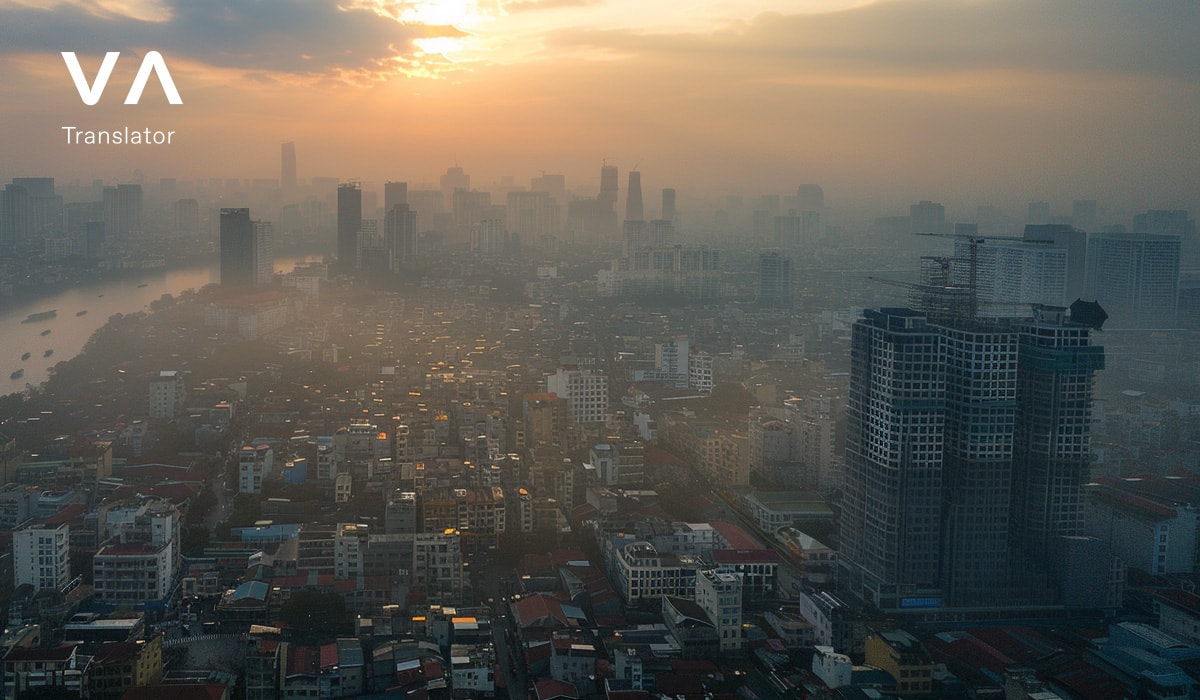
(384, 181, 408, 213)
(625, 170, 643, 223)
(102, 183, 142, 237)
(220, 208, 273, 289)
(440, 165, 469, 207)
(840, 304, 1103, 609)
(662, 188, 677, 223)
(385, 204, 418, 273)
(758, 252, 792, 308)
(253, 220, 274, 286)
(599, 164, 618, 208)
(220, 208, 254, 288)
(281, 141, 296, 199)
(337, 183, 362, 271)
(796, 183, 824, 212)
(1086, 233, 1180, 329)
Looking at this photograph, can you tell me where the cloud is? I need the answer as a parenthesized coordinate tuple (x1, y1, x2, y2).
(504, 0, 603, 13)
(538, 0, 1200, 84)
(0, 0, 457, 77)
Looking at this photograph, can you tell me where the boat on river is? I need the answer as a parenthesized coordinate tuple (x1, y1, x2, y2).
(21, 309, 56, 323)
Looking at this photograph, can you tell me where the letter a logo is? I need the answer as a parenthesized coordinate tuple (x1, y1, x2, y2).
(61, 51, 183, 105)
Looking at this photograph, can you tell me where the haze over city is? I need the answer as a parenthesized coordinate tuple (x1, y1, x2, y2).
(2, 2, 1200, 699)
(1, 0, 1198, 216)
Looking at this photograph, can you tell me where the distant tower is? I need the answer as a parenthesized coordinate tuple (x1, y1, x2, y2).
(220, 208, 254, 288)
(599, 164, 618, 209)
(1086, 233, 1181, 328)
(281, 142, 297, 199)
(758, 252, 792, 308)
(253, 220, 274, 286)
(625, 171, 644, 222)
(385, 204, 418, 273)
(337, 183, 362, 271)
(440, 165, 469, 206)
(384, 181, 408, 213)
(662, 188, 676, 223)
(1071, 200, 1097, 232)
(796, 184, 824, 212)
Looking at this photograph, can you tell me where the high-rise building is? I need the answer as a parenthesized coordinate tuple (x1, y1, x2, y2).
(662, 188, 677, 223)
(1072, 199, 1097, 232)
(385, 204, 418, 273)
(337, 183, 362, 271)
(1024, 224, 1087, 302)
(1012, 306, 1105, 565)
(219, 208, 254, 287)
(840, 304, 1103, 609)
(625, 171, 644, 223)
(384, 181, 408, 213)
(281, 141, 297, 199)
(253, 220, 274, 285)
(220, 208, 273, 288)
(758, 252, 792, 308)
(796, 184, 824, 212)
(1086, 233, 1180, 329)
(172, 198, 199, 234)
(102, 183, 142, 237)
(909, 200, 946, 234)
(599, 164, 618, 208)
(1027, 201, 1051, 225)
(440, 165, 469, 207)
(955, 238, 1069, 312)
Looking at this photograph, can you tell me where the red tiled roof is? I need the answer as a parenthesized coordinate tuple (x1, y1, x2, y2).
(535, 679, 579, 700)
(709, 520, 761, 549)
(513, 594, 569, 628)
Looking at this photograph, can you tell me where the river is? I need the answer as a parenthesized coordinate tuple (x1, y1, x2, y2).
(0, 257, 322, 395)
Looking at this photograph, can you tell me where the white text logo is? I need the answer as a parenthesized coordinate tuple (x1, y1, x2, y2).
(61, 51, 182, 105)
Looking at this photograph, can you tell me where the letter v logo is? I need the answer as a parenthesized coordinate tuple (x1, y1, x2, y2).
(62, 51, 120, 106)
(61, 51, 183, 105)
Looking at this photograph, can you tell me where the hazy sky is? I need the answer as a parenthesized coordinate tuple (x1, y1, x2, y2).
(1, 0, 1197, 219)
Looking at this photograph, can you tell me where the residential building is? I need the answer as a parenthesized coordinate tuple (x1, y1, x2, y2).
(13, 522, 70, 593)
(1086, 232, 1181, 329)
(547, 366, 609, 425)
(148, 370, 186, 420)
(864, 629, 934, 698)
(239, 444, 274, 495)
(695, 568, 743, 654)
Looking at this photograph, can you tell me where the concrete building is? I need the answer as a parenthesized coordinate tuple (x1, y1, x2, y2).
(864, 630, 934, 698)
(148, 370, 186, 420)
(1085, 476, 1200, 576)
(1087, 232, 1181, 329)
(239, 444, 274, 495)
(840, 305, 1103, 609)
(13, 522, 70, 593)
(695, 568, 743, 654)
(547, 366, 609, 425)
(412, 530, 465, 602)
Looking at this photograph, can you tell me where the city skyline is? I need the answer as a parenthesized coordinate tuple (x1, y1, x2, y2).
(0, 0, 1197, 216)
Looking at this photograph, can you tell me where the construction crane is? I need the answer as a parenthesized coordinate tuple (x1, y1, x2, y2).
(912, 232, 1052, 321)
(871, 233, 1053, 322)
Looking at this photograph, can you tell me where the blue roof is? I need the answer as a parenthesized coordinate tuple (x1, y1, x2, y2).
(230, 580, 270, 602)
